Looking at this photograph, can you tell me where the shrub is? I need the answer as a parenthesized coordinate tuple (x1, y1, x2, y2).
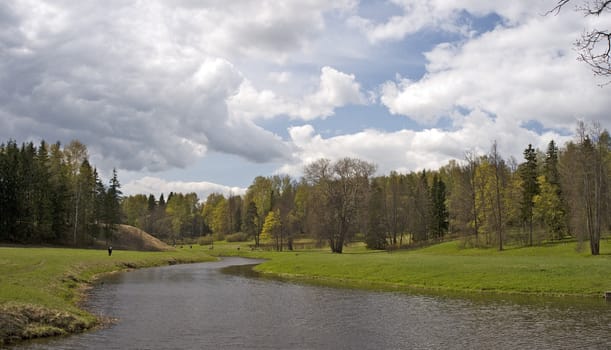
(198, 236, 213, 246)
(225, 232, 249, 242)
(211, 232, 225, 241)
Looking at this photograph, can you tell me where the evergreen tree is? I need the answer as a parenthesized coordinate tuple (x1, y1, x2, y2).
(0, 141, 20, 241)
(539, 140, 567, 239)
(430, 174, 449, 240)
(147, 194, 156, 211)
(91, 168, 106, 241)
(544, 140, 561, 186)
(18, 142, 36, 242)
(103, 168, 122, 244)
(73, 159, 95, 245)
(33, 141, 53, 242)
(242, 201, 258, 243)
(48, 142, 69, 242)
(410, 170, 431, 242)
(366, 179, 388, 249)
(520, 144, 539, 246)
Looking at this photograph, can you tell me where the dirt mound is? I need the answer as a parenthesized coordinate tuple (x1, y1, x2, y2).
(108, 225, 173, 251)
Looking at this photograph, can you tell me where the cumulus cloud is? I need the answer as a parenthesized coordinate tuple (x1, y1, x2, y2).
(170, 0, 356, 63)
(379, 6, 611, 131)
(350, 1, 552, 43)
(228, 66, 367, 121)
(2, 1, 365, 171)
(280, 113, 571, 177)
(3, 0, 609, 193)
(122, 176, 246, 200)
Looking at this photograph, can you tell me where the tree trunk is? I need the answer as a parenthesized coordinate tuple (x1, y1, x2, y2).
(590, 239, 600, 255)
(529, 210, 533, 246)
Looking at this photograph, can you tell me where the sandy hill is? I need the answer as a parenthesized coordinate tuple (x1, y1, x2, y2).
(103, 225, 173, 251)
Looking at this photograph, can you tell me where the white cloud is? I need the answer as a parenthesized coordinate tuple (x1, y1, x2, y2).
(268, 71, 292, 84)
(3, 0, 609, 193)
(280, 113, 571, 177)
(379, 10, 611, 131)
(171, 0, 357, 63)
(0, 1, 308, 172)
(350, 1, 553, 43)
(228, 66, 367, 121)
(123, 176, 246, 200)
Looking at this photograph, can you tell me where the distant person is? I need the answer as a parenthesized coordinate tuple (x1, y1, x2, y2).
(108, 246, 113, 256)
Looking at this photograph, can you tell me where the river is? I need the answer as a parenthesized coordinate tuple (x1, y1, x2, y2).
(13, 257, 611, 349)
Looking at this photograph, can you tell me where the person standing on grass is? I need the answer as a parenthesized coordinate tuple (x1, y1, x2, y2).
(108, 246, 113, 256)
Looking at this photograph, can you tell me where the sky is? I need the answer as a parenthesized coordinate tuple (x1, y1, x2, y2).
(1, 0, 610, 200)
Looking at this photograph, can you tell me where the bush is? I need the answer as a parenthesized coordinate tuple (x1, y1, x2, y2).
(225, 232, 249, 242)
(211, 232, 225, 241)
(198, 236, 213, 246)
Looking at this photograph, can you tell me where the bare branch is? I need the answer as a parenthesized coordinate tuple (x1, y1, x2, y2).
(548, 0, 573, 15)
(583, 0, 611, 15)
(551, 1, 611, 81)
(576, 30, 611, 78)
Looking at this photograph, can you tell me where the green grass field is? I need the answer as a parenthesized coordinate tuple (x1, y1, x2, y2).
(0, 246, 216, 309)
(0, 246, 215, 344)
(209, 239, 611, 296)
(2, 238, 610, 344)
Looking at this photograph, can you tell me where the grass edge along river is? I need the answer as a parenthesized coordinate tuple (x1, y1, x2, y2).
(213, 239, 611, 296)
(0, 247, 215, 346)
(2, 239, 611, 346)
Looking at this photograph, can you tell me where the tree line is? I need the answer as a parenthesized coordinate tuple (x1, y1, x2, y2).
(2, 122, 609, 255)
(120, 122, 610, 256)
(0, 140, 122, 246)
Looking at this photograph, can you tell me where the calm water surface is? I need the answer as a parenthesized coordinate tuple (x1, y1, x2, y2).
(14, 257, 611, 349)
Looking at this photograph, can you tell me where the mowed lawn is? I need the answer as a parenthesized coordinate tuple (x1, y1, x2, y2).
(0, 246, 215, 315)
(212, 239, 611, 296)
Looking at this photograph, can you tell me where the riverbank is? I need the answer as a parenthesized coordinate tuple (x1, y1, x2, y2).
(3, 239, 610, 345)
(210, 239, 611, 297)
(0, 246, 215, 346)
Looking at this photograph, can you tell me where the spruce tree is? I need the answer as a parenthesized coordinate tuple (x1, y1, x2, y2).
(430, 174, 449, 240)
(541, 140, 566, 239)
(34, 141, 53, 242)
(520, 144, 539, 246)
(103, 168, 122, 244)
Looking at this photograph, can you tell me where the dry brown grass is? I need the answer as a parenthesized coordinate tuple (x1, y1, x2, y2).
(96, 225, 173, 251)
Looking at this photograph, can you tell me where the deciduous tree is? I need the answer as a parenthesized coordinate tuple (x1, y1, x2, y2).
(304, 158, 376, 253)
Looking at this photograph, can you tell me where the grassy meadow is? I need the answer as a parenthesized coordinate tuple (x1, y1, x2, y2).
(2, 238, 610, 344)
(0, 246, 215, 344)
(209, 239, 611, 297)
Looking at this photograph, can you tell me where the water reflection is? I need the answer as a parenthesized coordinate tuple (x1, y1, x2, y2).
(13, 258, 611, 350)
